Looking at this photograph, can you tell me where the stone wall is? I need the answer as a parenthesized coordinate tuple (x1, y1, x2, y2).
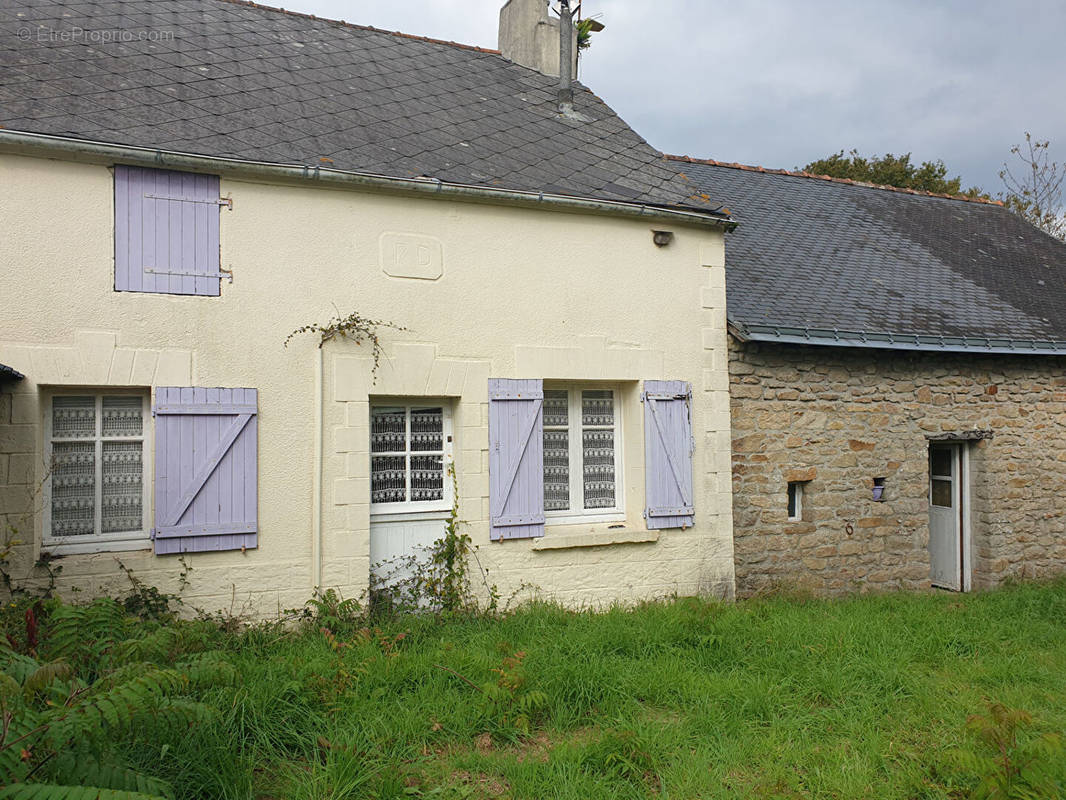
(729, 337, 1066, 596)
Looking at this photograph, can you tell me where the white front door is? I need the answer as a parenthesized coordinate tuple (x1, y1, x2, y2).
(928, 443, 963, 590)
(369, 513, 448, 587)
(368, 402, 453, 592)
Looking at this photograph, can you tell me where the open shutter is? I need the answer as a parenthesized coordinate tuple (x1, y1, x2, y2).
(488, 379, 545, 541)
(153, 387, 257, 554)
(115, 165, 223, 296)
(643, 380, 694, 529)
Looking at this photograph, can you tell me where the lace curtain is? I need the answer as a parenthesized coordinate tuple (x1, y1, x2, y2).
(581, 391, 615, 509)
(51, 396, 143, 538)
(102, 441, 143, 533)
(542, 391, 570, 511)
(51, 440, 95, 536)
(371, 407, 407, 504)
(541, 389, 617, 513)
(370, 406, 445, 505)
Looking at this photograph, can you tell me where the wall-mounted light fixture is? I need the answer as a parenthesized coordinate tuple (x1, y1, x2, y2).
(652, 230, 674, 247)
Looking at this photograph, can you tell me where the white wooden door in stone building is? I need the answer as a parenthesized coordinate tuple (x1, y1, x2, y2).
(928, 443, 965, 591)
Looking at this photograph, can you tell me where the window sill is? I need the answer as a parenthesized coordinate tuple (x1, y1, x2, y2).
(532, 526, 659, 551)
(42, 539, 152, 556)
(544, 511, 625, 526)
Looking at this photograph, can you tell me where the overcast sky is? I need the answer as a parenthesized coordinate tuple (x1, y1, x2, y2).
(277, 0, 1066, 194)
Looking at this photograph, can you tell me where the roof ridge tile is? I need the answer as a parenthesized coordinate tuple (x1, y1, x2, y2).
(665, 153, 1004, 206)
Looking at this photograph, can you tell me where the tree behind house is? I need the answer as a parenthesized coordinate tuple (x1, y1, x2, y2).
(1000, 132, 1066, 241)
(800, 149, 986, 198)
(802, 140, 1066, 242)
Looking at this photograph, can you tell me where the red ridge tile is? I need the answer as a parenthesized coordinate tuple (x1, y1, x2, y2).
(664, 153, 1003, 206)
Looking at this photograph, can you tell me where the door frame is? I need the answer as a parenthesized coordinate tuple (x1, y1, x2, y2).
(928, 441, 972, 592)
(960, 444, 972, 592)
(368, 398, 455, 586)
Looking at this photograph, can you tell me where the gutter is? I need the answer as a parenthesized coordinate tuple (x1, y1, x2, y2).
(728, 321, 1066, 356)
(0, 129, 736, 231)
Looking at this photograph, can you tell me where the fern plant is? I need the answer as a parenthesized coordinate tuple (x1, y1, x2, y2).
(43, 599, 129, 677)
(0, 600, 235, 798)
(301, 589, 362, 631)
(481, 651, 548, 735)
(580, 728, 661, 789)
(955, 701, 1066, 799)
(0, 784, 171, 798)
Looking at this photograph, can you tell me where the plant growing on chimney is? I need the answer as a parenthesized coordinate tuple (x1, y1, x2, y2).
(576, 16, 601, 52)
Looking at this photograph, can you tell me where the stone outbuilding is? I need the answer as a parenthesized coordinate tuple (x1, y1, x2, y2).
(673, 155, 1066, 596)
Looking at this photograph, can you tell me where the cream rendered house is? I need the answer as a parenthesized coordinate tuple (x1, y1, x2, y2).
(0, 0, 736, 613)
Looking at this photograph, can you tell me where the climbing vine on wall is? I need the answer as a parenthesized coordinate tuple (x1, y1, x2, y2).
(285, 311, 406, 378)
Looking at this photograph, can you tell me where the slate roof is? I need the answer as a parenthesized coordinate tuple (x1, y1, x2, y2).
(671, 156, 1066, 352)
(0, 0, 721, 215)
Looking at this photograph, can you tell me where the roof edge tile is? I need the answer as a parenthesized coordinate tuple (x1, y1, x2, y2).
(667, 153, 1004, 207)
(730, 322, 1066, 355)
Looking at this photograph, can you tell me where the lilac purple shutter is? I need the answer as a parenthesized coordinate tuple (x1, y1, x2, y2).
(488, 379, 545, 541)
(643, 380, 695, 530)
(114, 165, 221, 296)
(152, 387, 258, 554)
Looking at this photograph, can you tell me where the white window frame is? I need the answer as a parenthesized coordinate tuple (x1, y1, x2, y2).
(543, 385, 625, 526)
(369, 402, 454, 517)
(787, 481, 803, 522)
(42, 391, 152, 554)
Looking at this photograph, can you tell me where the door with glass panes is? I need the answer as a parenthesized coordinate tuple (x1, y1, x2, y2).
(928, 443, 965, 590)
(369, 403, 453, 589)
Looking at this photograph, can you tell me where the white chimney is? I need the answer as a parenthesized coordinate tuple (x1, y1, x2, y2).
(498, 0, 578, 79)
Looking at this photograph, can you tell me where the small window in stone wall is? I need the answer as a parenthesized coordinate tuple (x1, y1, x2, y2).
(787, 481, 804, 521)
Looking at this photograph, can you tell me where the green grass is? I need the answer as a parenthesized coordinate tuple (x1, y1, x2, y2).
(16, 579, 1066, 799)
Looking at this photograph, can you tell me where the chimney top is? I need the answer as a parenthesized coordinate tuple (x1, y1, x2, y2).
(556, 0, 574, 113)
(498, 0, 578, 79)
